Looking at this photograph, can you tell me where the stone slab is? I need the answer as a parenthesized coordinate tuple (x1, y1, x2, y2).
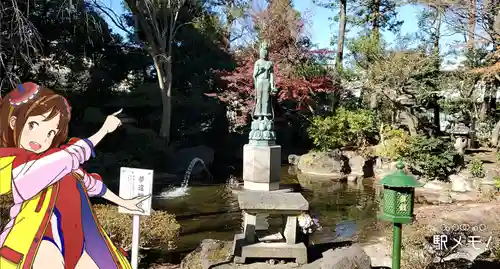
(243, 181, 280, 191)
(283, 216, 297, 244)
(243, 144, 281, 185)
(321, 244, 371, 269)
(257, 232, 283, 242)
(238, 192, 309, 211)
(231, 187, 292, 195)
(242, 242, 307, 265)
(233, 233, 308, 265)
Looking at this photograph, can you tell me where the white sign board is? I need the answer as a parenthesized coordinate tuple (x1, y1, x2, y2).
(119, 167, 154, 216)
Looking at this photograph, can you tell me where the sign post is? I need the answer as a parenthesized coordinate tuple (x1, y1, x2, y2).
(119, 167, 154, 269)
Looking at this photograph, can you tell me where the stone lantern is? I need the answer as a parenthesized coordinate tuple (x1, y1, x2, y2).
(378, 161, 423, 269)
(449, 122, 473, 150)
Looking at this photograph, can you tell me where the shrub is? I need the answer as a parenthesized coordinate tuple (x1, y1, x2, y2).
(494, 176, 500, 189)
(1, 197, 180, 251)
(476, 120, 495, 147)
(1, 199, 180, 251)
(375, 126, 411, 160)
(404, 135, 459, 180)
(469, 158, 485, 178)
(94, 204, 180, 251)
(0, 195, 13, 228)
(307, 108, 377, 150)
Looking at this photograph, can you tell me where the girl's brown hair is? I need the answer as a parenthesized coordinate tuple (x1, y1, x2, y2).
(0, 85, 71, 148)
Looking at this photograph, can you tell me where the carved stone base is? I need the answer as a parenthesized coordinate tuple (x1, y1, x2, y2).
(248, 117, 276, 144)
(242, 144, 281, 187)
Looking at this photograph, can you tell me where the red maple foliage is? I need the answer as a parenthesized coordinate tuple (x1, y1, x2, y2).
(213, 49, 339, 130)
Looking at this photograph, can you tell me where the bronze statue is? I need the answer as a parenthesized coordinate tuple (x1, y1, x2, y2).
(248, 41, 278, 145)
(252, 42, 277, 119)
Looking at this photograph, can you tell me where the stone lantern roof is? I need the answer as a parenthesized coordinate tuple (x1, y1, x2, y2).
(449, 122, 470, 136)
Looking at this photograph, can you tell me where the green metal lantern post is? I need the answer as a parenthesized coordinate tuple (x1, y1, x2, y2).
(378, 161, 423, 269)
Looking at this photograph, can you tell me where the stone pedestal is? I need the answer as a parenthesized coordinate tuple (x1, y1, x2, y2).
(233, 192, 309, 265)
(242, 143, 281, 231)
(243, 144, 281, 191)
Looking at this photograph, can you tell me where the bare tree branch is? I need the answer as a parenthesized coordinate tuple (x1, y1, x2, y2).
(91, 0, 134, 36)
(0, 0, 42, 91)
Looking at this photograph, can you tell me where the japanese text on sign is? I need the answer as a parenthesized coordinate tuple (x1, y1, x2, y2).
(119, 167, 154, 216)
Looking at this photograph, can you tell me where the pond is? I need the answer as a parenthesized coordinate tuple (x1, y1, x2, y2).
(153, 166, 385, 256)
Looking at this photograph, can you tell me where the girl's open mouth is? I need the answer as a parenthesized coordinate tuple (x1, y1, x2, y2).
(29, 141, 41, 151)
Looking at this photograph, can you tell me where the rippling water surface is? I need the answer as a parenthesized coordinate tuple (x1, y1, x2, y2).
(153, 166, 384, 252)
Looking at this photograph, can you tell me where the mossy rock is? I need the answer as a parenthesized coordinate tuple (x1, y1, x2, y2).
(297, 151, 348, 178)
(180, 239, 232, 269)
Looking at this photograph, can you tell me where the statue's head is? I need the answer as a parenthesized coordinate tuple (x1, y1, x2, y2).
(259, 42, 269, 59)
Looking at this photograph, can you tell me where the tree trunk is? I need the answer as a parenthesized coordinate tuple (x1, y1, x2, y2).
(433, 103, 440, 133)
(431, 7, 442, 130)
(490, 119, 500, 147)
(369, 92, 378, 109)
(400, 109, 418, 136)
(490, 83, 497, 113)
(332, 0, 346, 111)
(224, 1, 235, 50)
(336, 0, 346, 70)
(480, 84, 491, 120)
(154, 58, 172, 144)
(371, 0, 381, 43)
(466, 0, 476, 52)
(368, 0, 381, 109)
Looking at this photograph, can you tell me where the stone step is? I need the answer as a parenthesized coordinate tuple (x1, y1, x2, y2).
(237, 240, 308, 265)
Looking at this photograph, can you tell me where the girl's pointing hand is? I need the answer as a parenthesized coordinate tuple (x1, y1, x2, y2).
(121, 194, 151, 213)
(101, 109, 123, 134)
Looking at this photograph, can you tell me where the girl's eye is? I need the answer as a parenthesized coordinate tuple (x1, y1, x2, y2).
(48, 130, 56, 138)
(28, 122, 38, 130)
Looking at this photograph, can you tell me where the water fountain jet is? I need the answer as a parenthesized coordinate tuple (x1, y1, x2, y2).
(158, 157, 211, 198)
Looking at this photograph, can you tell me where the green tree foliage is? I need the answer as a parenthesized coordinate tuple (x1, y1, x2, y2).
(314, 0, 402, 39)
(308, 108, 378, 150)
(375, 125, 411, 160)
(404, 135, 459, 180)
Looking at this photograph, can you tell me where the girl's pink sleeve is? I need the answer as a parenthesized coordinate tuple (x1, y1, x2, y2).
(12, 138, 92, 200)
(76, 169, 107, 197)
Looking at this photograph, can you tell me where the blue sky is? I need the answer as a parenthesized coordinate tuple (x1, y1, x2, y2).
(104, 0, 462, 57)
(293, 1, 462, 51)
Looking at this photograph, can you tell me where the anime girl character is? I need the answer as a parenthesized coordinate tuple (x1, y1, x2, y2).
(0, 82, 149, 269)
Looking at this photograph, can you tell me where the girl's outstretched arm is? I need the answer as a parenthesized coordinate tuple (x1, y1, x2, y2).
(12, 138, 93, 200)
(100, 188, 149, 213)
(78, 169, 148, 213)
(77, 168, 149, 217)
(100, 188, 123, 205)
(75, 169, 107, 197)
(88, 109, 123, 147)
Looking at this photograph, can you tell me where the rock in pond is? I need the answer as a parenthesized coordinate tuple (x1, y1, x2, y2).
(181, 239, 232, 269)
(362, 242, 391, 268)
(320, 244, 371, 269)
(297, 151, 348, 179)
(296, 173, 345, 191)
(288, 154, 301, 166)
(415, 188, 453, 204)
